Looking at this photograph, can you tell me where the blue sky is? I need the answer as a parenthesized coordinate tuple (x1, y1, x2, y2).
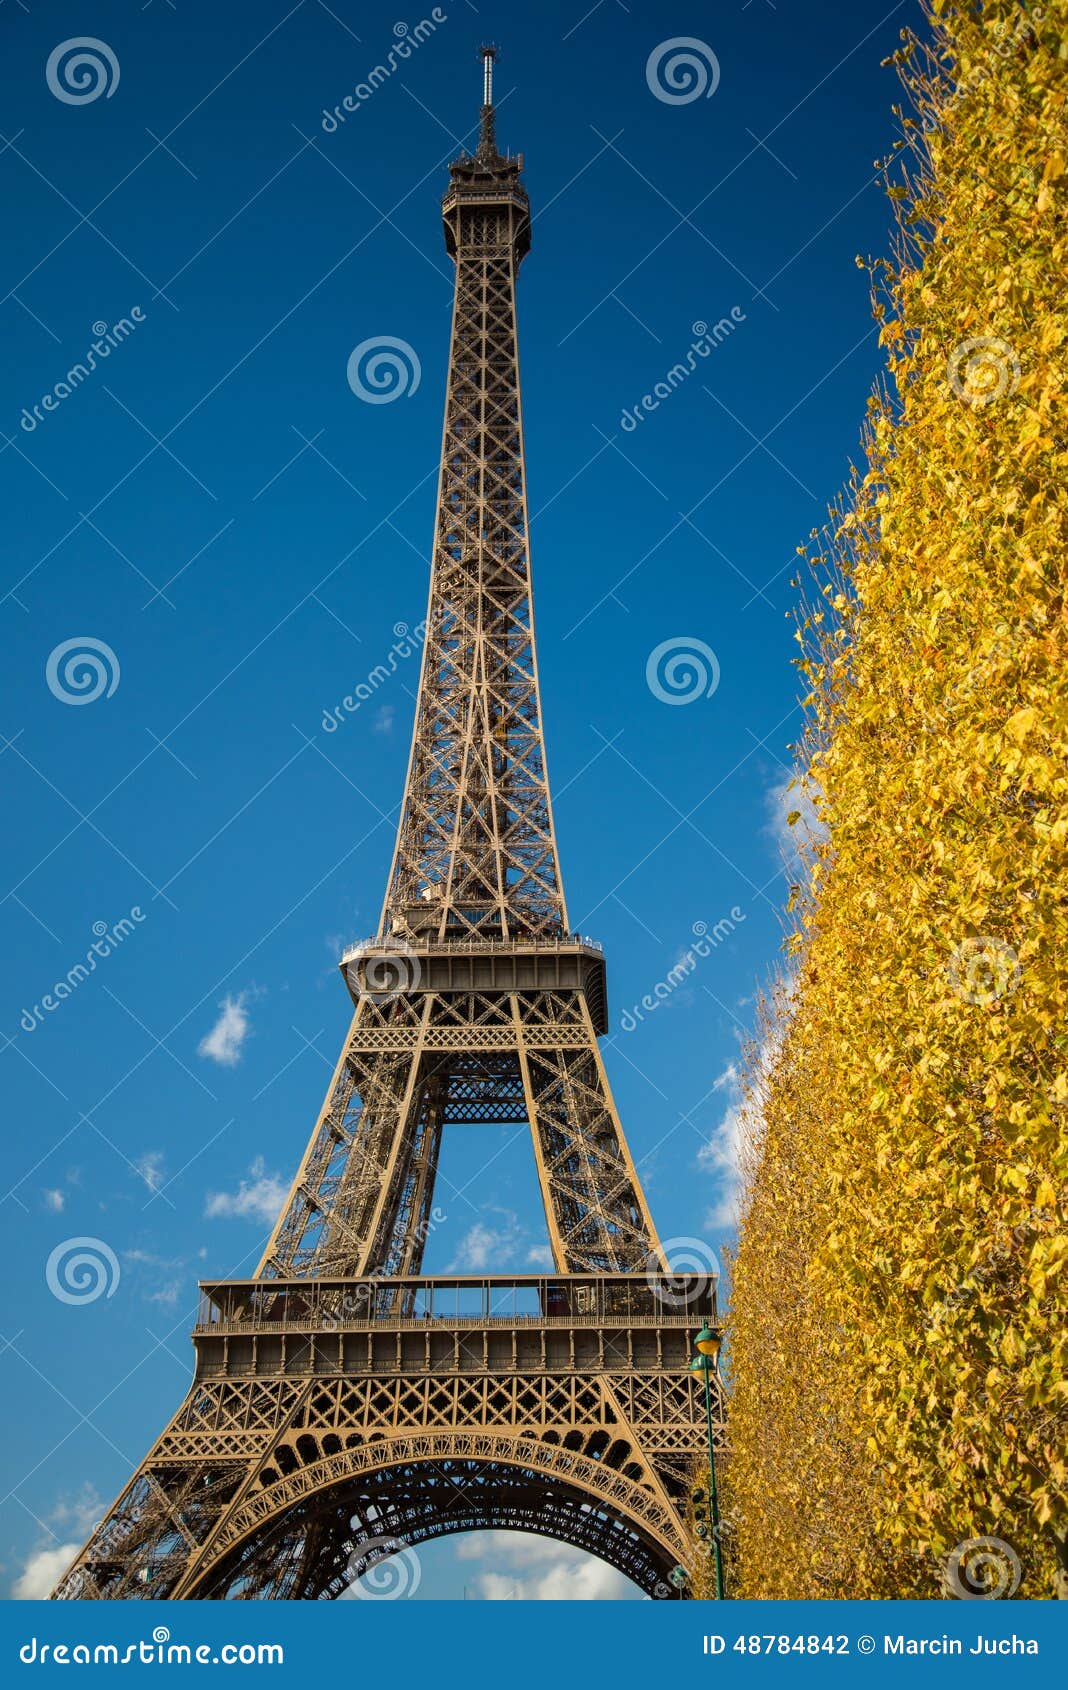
(1, 0, 914, 1600)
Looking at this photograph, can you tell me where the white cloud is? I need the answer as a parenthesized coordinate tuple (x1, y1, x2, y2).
(698, 1062, 746, 1229)
(205, 1157, 288, 1226)
(448, 1209, 522, 1272)
(455, 1532, 640, 1600)
(198, 994, 251, 1066)
(133, 1150, 165, 1194)
(47, 1484, 103, 1538)
(147, 1280, 182, 1307)
(526, 1245, 554, 1269)
(372, 704, 395, 735)
(12, 1543, 81, 1599)
(11, 1487, 104, 1598)
(699, 996, 793, 1232)
(764, 773, 827, 870)
(450, 1223, 503, 1271)
(122, 1248, 185, 1306)
(478, 1560, 635, 1600)
(42, 1188, 65, 1212)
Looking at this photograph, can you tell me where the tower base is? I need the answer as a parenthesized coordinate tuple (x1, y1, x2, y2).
(53, 1274, 719, 1600)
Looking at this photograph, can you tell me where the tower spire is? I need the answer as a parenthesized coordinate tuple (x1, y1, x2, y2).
(477, 42, 499, 161)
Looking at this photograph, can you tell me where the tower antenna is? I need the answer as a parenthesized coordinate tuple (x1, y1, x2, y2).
(477, 42, 499, 159)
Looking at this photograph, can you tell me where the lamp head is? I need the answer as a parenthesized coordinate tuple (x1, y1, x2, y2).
(694, 1324, 722, 1366)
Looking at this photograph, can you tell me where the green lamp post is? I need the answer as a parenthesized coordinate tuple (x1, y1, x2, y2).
(691, 1323, 725, 1600)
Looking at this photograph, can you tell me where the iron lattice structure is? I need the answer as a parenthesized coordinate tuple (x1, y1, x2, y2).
(53, 54, 721, 1602)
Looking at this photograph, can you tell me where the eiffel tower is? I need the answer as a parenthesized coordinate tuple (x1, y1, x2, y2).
(53, 50, 720, 1602)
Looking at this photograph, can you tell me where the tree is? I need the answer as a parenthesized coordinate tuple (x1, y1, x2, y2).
(728, 0, 1067, 1598)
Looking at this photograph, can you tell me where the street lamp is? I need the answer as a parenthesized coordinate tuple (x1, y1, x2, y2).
(691, 1323, 724, 1600)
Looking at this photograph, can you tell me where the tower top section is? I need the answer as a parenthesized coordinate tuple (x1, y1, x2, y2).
(477, 43, 499, 161)
(443, 45, 529, 262)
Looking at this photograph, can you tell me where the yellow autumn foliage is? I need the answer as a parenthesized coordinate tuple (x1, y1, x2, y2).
(683, 1464, 725, 1601)
(727, 0, 1067, 1598)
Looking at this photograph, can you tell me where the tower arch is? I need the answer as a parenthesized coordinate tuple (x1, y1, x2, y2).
(184, 1439, 685, 1599)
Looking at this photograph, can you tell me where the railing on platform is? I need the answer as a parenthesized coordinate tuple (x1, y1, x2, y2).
(339, 933, 604, 966)
(194, 1271, 717, 1335)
